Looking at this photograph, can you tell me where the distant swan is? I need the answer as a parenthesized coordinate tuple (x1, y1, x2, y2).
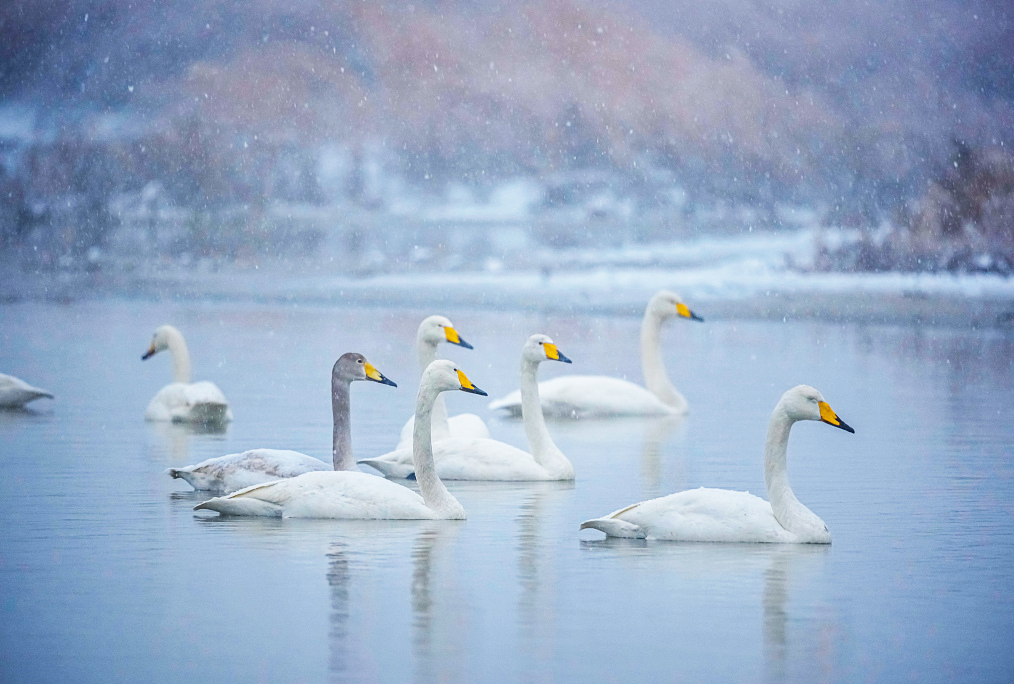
(394, 315, 489, 449)
(167, 353, 396, 491)
(0, 373, 53, 409)
(488, 291, 702, 418)
(580, 385, 854, 543)
(141, 325, 232, 424)
(361, 334, 575, 480)
(193, 360, 487, 519)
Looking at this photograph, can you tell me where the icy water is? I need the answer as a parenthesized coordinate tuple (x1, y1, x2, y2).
(1, 299, 1013, 683)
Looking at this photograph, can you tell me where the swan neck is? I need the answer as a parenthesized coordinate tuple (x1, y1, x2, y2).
(331, 376, 354, 471)
(413, 384, 462, 514)
(640, 311, 685, 410)
(417, 337, 450, 440)
(165, 328, 191, 383)
(520, 358, 572, 477)
(764, 410, 818, 536)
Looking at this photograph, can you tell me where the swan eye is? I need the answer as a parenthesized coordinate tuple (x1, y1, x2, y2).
(358, 359, 363, 364)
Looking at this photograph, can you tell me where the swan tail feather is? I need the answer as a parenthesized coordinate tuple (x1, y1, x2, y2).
(182, 402, 231, 424)
(194, 495, 281, 517)
(580, 517, 646, 539)
(357, 458, 414, 479)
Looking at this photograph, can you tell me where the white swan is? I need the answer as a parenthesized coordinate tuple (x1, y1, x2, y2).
(361, 334, 576, 481)
(193, 360, 487, 519)
(488, 290, 702, 418)
(580, 385, 854, 543)
(394, 315, 490, 449)
(0, 373, 54, 409)
(141, 325, 232, 424)
(166, 353, 397, 491)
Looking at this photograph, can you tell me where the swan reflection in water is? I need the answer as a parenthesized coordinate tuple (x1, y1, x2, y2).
(325, 522, 464, 684)
(579, 540, 833, 681)
(411, 522, 465, 684)
(516, 483, 573, 680)
(149, 419, 228, 481)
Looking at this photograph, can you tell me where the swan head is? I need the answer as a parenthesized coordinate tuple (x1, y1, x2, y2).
(648, 290, 703, 322)
(780, 385, 855, 433)
(524, 334, 572, 365)
(334, 353, 397, 386)
(421, 359, 487, 396)
(418, 315, 473, 349)
(141, 325, 182, 360)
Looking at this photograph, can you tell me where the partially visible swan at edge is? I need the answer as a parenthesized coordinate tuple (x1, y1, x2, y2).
(141, 325, 232, 424)
(394, 315, 490, 449)
(488, 290, 702, 418)
(361, 334, 575, 481)
(193, 360, 487, 519)
(167, 353, 397, 492)
(580, 385, 854, 543)
(0, 373, 54, 409)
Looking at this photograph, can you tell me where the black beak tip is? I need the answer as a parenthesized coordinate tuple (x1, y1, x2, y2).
(462, 385, 488, 397)
(141, 351, 153, 360)
(383, 377, 397, 388)
(557, 352, 573, 364)
(456, 338, 474, 350)
(691, 313, 704, 322)
(840, 421, 855, 434)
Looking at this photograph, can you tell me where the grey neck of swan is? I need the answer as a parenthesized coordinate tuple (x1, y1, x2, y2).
(520, 358, 573, 478)
(763, 410, 823, 536)
(417, 338, 451, 440)
(165, 328, 192, 384)
(413, 384, 463, 514)
(331, 376, 355, 471)
(640, 311, 686, 410)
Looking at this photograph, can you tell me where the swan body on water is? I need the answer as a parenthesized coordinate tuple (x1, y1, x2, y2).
(488, 291, 702, 418)
(0, 373, 54, 409)
(361, 334, 575, 481)
(580, 385, 854, 543)
(167, 353, 397, 492)
(142, 325, 232, 424)
(193, 360, 486, 519)
(394, 315, 489, 449)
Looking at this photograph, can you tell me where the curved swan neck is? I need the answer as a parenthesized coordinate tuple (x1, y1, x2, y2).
(164, 328, 192, 383)
(331, 376, 354, 471)
(417, 337, 450, 440)
(764, 409, 825, 538)
(520, 358, 572, 477)
(640, 310, 686, 410)
(413, 385, 464, 515)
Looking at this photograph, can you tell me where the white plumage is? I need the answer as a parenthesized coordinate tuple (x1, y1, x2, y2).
(488, 290, 702, 418)
(141, 325, 232, 424)
(0, 373, 54, 409)
(393, 315, 489, 449)
(580, 385, 854, 543)
(361, 334, 575, 481)
(193, 360, 486, 520)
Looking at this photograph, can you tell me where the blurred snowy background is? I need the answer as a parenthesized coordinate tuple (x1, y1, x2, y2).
(1, 0, 1013, 309)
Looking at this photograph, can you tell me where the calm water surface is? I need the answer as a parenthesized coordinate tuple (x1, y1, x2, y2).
(1, 300, 1013, 682)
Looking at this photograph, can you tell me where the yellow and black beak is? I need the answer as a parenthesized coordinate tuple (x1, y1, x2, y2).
(455, 369, 488, 396)
(364, 362, 397, 387)
(444, 326, 474, 350)
(677, 302, 704, 322)
(141, 343, 157, 361)
(544, 343, 572, 364)
(818, 401, 854, 434)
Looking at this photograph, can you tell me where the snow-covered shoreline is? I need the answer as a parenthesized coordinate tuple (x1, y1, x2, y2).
(3, 227, 1011, 327)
